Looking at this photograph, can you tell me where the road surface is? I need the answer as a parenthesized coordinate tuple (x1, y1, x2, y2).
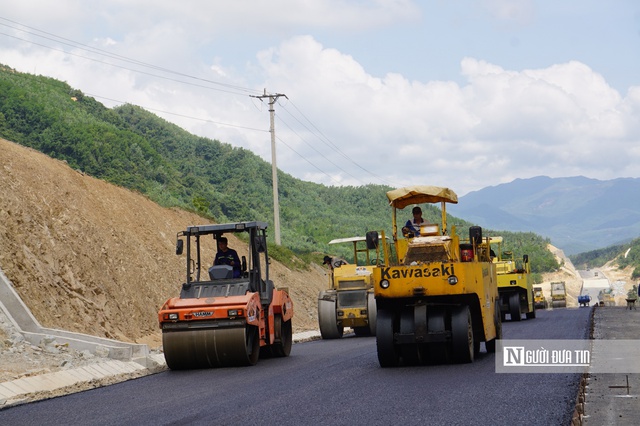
(0, 308, 590, 426)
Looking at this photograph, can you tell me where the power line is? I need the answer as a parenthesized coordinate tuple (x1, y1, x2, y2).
(0, 16, 397, 188)
(0, 30, 258, 98)
(86, 93, 268, 132)
(275, 113, 364, 184)
(279, 101, 398, 187)
(0, 17, 260, 96)
(274, 134, 345, 185)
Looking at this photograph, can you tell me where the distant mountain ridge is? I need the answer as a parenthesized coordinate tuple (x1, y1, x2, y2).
(448, 176, 640, 255)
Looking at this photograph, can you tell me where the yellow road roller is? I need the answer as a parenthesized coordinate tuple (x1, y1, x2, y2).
(367, 185, 501, 367)
(488, 236, 536, 321)
(318, 235, 390, 338)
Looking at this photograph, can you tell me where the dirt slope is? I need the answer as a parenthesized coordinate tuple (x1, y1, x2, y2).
(0, 138, 327, 349)
(536, 244, 635, 306)
(539, 244, 584, 306)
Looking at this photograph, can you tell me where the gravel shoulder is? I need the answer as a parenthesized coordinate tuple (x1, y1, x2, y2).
(581, 307, 640, 425)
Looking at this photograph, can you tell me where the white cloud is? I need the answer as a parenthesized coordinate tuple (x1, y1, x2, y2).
(253, 40, 640, 193)
(1, 2, 639, 196)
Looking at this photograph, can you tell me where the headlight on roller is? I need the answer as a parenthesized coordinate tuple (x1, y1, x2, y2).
(228, 309, 244, 317)
(380, 279, 390, 289)
(448, 275, 458, 285)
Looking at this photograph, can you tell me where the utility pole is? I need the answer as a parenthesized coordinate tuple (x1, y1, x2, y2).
(251, 89, 287, 245)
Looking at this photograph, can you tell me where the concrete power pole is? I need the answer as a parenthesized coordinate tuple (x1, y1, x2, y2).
(251, 89, 287, 245)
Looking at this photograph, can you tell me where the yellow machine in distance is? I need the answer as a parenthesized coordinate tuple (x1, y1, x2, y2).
(534, 286, 548, 309)
(318, 235, 389, 338)
(550, 281, 567, 308)
(489, 237, 536, 321)
(368, 185, 501, 367)
(598, 288, 615, 307)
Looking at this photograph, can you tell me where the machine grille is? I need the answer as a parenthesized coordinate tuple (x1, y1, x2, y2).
(337, 290, 367, 308)
(336, 279, 367, 289)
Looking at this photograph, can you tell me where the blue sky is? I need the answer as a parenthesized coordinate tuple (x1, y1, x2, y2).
(1, 1, 639, 196)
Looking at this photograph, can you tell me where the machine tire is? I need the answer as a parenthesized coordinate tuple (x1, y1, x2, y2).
(270, 315, 292, 357)
(451, 306, 474, 364)
(486, 304, 502, 353)
(245, 325, 261, 365)
(425, 307, 448, 364)
(486, 338, 496, 353)
(318, 298, 343, 339)
(526, 291, 536, 319)
(367, 292, 377, 336)
(400, 308, 421, 365)
(526, 305, 536, 319)
(376, 308, 400, 367)
(509, 292, 522, 321)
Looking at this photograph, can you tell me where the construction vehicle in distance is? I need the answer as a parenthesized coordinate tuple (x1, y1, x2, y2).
(489, 237, 535, 321)
(368, 185, 501, 367)
(578, 294, 591, 307)
(534, 287, 548, 309)
(550, 281, 567, 308)
(318, 235, 387, 338)
(598, 288, 615, 306)
(158, 221, 294, 369)
(625, 286, 638, 310)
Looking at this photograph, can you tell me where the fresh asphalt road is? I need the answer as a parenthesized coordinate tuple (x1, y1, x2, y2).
(0, 308, 591, 426)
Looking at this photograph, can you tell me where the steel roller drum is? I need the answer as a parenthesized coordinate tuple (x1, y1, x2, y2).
(162, 325, 259, 369)
(318, 297, 343, 339)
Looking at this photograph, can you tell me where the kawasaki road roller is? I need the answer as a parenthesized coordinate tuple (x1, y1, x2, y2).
(158, 221, 294, 369)
(367, 185, 501, 367)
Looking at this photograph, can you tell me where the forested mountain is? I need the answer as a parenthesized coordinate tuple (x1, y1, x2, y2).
(449, 176, 640, 255)
(0, 64, 558, 275)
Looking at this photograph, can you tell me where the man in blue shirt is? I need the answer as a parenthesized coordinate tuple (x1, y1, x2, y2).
(403, 206, 425, 237)
(214, 236, 241, 278)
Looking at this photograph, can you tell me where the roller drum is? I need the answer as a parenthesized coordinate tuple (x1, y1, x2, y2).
(162, 325, 259, 370)
(318, 297, 343, 339)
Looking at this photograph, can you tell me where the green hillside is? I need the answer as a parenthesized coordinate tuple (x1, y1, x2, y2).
(570, 238, 640, 280)
(0, 64, 558, 275)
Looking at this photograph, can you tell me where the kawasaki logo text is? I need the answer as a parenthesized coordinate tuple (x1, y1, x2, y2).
(381, 264, 455, 280)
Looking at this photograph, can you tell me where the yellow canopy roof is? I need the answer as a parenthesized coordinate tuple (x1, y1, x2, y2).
(328, 235, 389, 245)
(386, 185, 458, 209)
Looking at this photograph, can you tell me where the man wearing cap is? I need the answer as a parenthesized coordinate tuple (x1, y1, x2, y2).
(323, 255, 347, 270)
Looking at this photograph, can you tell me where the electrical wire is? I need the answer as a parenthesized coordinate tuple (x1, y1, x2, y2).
(279, 100, 398, 186)
(0, 17, 260, 96)
(0, 15, 398, 187)
(275, 113, 364, 184)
